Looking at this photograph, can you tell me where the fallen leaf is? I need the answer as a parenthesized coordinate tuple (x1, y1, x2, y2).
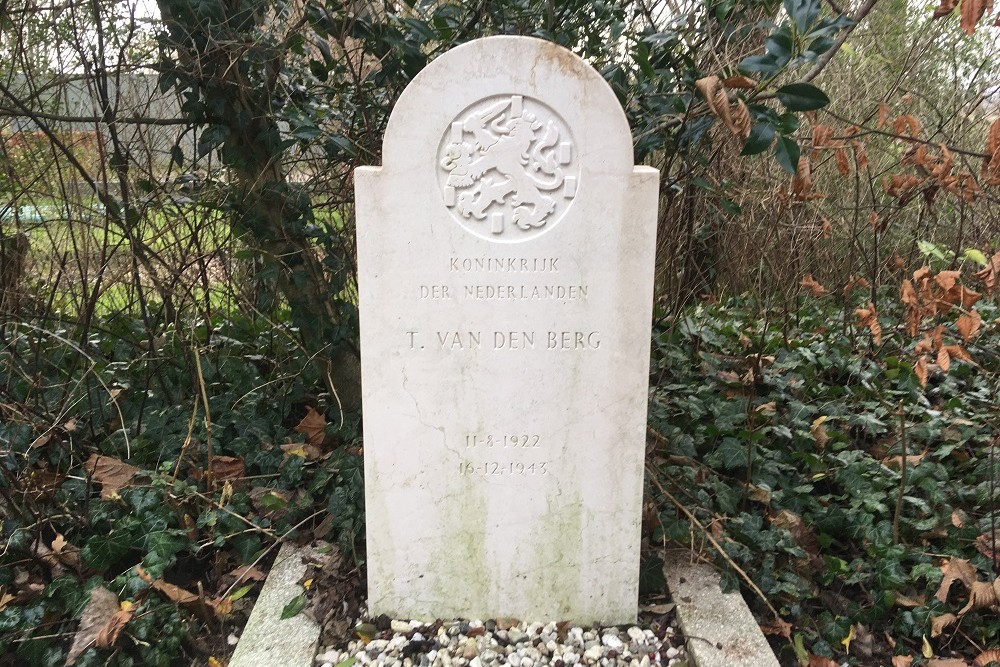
(65, 587, 120, 665)
(281, 441, 322, 461)
(759, 617, 793, 638)
(211, 455, 245, 482)
(959, 579, 1000, 615)
(293, 406, 327, 447)
(229, 565, 266, 582)
(136, 566, 198, 605)
(937, 558, 977, 602)
(0, 590, 15, 612)
(841, 624, 856, 653)
(808, 655, 839, 667)
(892, 657, 914, 667)
(895, 593, 925, 608)
(975, 534, 1000, 566)
(928, 660, 970, 667)
(974, 649, 1000, 666)
(931, 613, 958, 638)
(95, 607, 133, 649)
(638, 603, 675, 614)
(83, 454, 139, 499)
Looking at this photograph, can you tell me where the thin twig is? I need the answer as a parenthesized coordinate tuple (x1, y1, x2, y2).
(646, 464, 784, 622)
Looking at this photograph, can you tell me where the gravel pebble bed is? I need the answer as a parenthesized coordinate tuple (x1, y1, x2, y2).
(314, 618, 688, 667)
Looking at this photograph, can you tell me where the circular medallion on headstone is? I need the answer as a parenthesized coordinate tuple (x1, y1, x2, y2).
(437, 95, 579, 242)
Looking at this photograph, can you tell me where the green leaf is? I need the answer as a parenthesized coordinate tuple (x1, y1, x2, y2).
(963, 248, 988, 266)
(775, 83, 830, 111)
(280, 592, 306, 619)
(335, 658, 358, 667)
(774, 135, 800, 174)
(765, 29, 794, 61)
(81, 531, 132, 572)
(228, 584, 254, 602)
(739, 54, 781, 76)
(784, 0, 821, 32)
(742, 121, 776, 155)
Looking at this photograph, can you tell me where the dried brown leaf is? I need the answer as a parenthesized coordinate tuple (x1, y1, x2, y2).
(985, 118, 1000, 183)
(960, 0, 989, 34)
(935, 270, 962, 292)
(855, 302, 882, 344)
(760, 618, 793, 638)
(878, 103, 890, 129)
(293, 407, 327, 447)
(210, 455, 245, 482)
(938, 346, 952, 373)
(95, 607, 133, 649)
(894, 114, 923, 137)
(721, 75, 757, 89)
(933, 0, 958, 17)
(229, 565, 267, 582)
(83, 454, 139, 499)
(931, 613, 958, 638)
(800, 274, 828, 297)
(914, 355, 929, 387)
(792, 157, 813, 197)
(835, 146, 851, 176)
(809, 655, 839, 667)
(959, 579, 1000, 615)
(974, 649, 1000, 666)
(957, 310, 983, 343)
(937, 558, 977, 602)
(974, 251, 1000, 293)
(64, 587, 119, 665)
(928, 660, 971, 667)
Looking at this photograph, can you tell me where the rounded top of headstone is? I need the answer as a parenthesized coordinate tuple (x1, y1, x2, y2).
(379, 36, 635, 243)
(381, 36, 634, 174)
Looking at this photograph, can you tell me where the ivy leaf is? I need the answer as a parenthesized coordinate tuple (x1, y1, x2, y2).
(82, 531, 132, 572)
(775, 83, 830, 111)
(774, 135, 801, 174)
(280, 592, 307, 619)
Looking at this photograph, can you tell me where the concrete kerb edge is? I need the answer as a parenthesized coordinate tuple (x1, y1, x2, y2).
(664, 549, 781, 667)
(229, 543, 320, 667)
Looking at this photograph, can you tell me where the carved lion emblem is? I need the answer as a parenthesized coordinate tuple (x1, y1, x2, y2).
(438, 95, 578, 241)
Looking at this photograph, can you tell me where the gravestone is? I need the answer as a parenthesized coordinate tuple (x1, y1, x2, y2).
(356, 36, 658, 624)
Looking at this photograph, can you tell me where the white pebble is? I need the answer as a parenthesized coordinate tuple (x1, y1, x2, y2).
(601, 635, 623, 651)
(392, 620, 413, 633)
(665, 646, 679, 659)
(583, 645, 603, 663)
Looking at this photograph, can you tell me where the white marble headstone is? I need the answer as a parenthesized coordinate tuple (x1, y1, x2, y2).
(356, 36, 658, 624)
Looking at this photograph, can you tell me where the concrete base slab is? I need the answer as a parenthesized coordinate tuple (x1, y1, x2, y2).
(229, 543, 320, 667)
(664, 549, 780, 667)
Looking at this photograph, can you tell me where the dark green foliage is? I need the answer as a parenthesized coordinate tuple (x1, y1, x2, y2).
(648, 293, 1000, 664)
(0, 315, 364, 664)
